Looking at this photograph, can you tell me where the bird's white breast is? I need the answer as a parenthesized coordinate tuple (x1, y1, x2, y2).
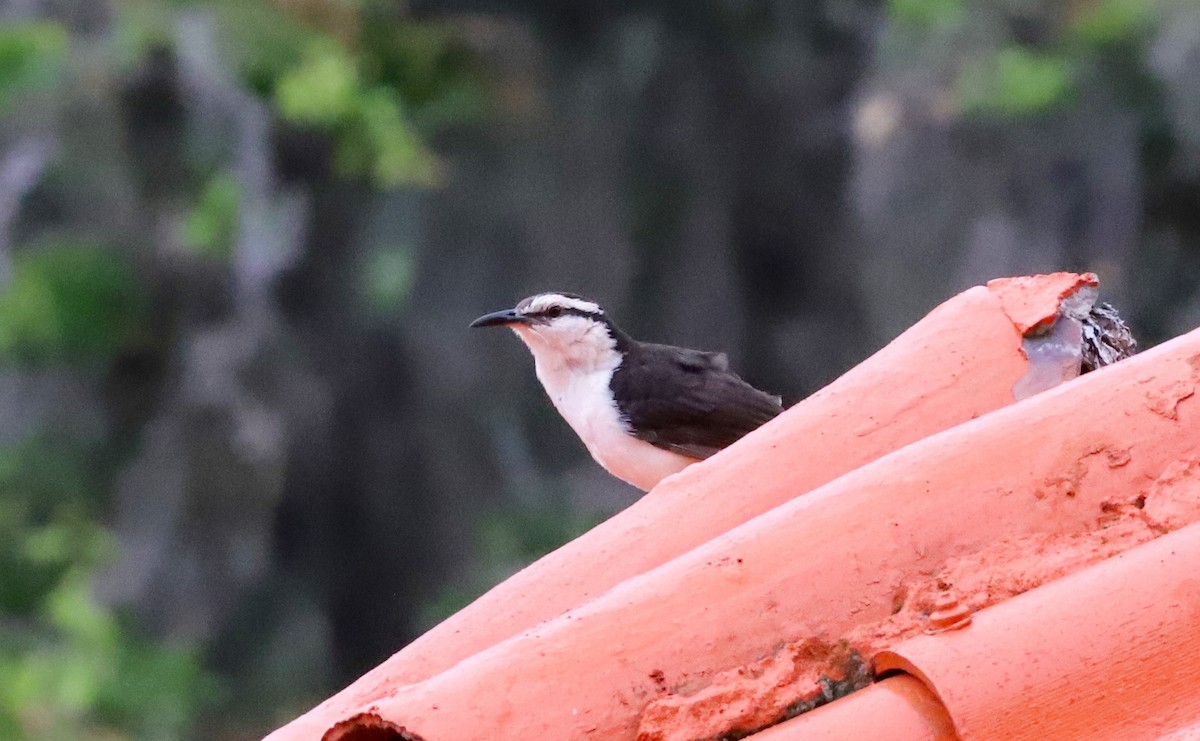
(532, 358, 696, 491)
(509, 315, 695, 491)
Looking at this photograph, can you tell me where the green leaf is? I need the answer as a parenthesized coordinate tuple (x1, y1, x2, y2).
(1071, 0, 1156, 46)
(958, 46, 1075, 117)
(97, 640, 219, 735)
(45, 572, 117, 649)
(0, 242, 145, 366)
(887, 0, 965, 27)
(182, 172, 240, 260)
(357, 89, 440, 187)
(0, 21, 69, 112)
(0, 263, 59, 357)
(275, 42, 359, 126)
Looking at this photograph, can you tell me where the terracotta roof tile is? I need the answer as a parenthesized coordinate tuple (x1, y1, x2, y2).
(750, 675, 956, 741)
(874, 519, 1200, 740)
(986, 271, 1099, 334)
(267, 274, 1198, 740)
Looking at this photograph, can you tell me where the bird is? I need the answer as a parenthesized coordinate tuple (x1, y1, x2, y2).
(471, 292, 784, 491)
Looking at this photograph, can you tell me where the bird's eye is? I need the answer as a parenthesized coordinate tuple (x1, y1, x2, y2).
(545, 306, 563, 319)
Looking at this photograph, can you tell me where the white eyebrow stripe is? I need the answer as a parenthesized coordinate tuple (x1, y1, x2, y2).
(526, 294, 602, 315)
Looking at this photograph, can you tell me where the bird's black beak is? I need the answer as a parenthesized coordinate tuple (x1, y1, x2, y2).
(469, 309, 527, 328)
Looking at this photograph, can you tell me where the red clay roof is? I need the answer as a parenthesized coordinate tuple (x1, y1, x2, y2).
(987, 271, 1099, 333)
(268, 273, 1200, 741)
(874, 520, 1200, 740)
(751, 675, 956, 741)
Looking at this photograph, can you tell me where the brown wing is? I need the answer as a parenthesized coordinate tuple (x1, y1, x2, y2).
(610, 343, 783, 459)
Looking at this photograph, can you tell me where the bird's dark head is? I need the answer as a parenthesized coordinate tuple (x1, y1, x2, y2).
(471, 292, 625, 368)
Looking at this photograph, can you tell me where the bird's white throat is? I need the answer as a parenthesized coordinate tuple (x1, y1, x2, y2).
(512, 315, 619, 375)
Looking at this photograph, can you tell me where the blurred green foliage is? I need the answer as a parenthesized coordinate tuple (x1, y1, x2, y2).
(1071, 0, 1157, 47)
(0, 2, 483, 737)
(958, 47, 1076, 117)
(276, 41, 441, 186)
(0, 443, 100, 617)
(0, 21, 68, 113)
(0, 8, 218, 734)
(884, 0, 1167, 118)
(182, 172, 240, 260)
(275, 41, 359, 126)
(212, 0, 478, 187)
(887, 0, 965, 28)
(0, 242, 145, 367)
(115, 0, 480, 186)
(0, 439, 218, 740)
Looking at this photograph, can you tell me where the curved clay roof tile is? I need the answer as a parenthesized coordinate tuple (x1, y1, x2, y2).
(875, 519, 1200, 741)
(749, 675, 958, 741)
